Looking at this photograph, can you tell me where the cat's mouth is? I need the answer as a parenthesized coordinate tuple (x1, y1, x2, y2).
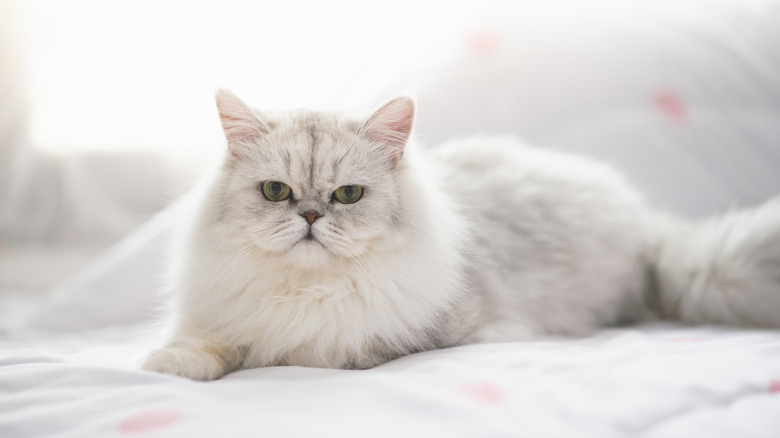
(296, 229, 326, 248)
(285, 228, 334, 268)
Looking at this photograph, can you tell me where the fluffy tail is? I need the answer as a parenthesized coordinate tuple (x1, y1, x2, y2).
(652, 197, 780, 328)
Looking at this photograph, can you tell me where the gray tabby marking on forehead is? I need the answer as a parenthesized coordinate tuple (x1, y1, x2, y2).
(307, 123, 317, 187)
(282, 148, 292, 175)
(280, 115, 362, 187)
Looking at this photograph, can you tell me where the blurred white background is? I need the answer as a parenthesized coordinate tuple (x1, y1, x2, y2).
(2, 0, 779, 322)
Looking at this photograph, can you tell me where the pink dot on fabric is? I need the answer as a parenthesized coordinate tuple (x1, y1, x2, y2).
(770, 379, 780, 394)
(467, 30, 500, 56)
(459, 382, 508, 405)
(119, 408, 182, 434)
(655, 91, 687, 123)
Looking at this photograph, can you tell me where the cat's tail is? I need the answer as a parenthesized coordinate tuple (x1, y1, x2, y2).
(651, 197, 780, 327)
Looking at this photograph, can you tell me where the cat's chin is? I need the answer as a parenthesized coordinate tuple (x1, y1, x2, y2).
(283, 239, 337, 269)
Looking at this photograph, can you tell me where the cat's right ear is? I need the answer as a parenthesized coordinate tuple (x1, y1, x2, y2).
(215, 89, 268, 158)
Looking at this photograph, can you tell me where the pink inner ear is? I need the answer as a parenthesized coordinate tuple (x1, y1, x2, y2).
(363, 97, 415, 162)
(215, 89, 266, 155)
(219, 111, 262, 143)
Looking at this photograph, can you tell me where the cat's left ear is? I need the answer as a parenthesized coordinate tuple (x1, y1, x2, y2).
(361, 97, 415, 164)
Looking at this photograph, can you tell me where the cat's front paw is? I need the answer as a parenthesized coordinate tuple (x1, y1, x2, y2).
(142, 345, 225, 381)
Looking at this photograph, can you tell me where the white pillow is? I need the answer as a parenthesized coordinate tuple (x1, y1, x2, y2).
(414, 2, 780, 217)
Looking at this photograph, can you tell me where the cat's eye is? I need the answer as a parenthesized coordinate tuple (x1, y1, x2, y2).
(261, 181, 292, 201)
(333, 185, 364, 204)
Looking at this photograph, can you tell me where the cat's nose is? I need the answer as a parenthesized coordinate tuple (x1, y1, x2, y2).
(301, 211, 322, 225)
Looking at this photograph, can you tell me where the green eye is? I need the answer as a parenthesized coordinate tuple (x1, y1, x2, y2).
(333, 185, 363, 204)
(261, 181, 292, 201)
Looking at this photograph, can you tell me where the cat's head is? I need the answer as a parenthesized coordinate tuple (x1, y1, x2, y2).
(211, 89, 417, 269)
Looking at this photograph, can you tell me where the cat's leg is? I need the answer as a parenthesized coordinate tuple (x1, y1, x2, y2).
(142, 335, 244, 381)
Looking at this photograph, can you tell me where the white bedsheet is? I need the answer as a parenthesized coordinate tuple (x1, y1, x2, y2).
(2, 324, 779, 437)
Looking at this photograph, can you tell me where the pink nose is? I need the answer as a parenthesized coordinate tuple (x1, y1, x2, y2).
(302, 211, 321, 225)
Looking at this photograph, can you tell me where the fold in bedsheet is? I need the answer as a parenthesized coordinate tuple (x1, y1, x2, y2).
(2, 324, 779, 438)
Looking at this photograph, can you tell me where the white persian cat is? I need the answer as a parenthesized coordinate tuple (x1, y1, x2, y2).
(143, 90, 780, 380)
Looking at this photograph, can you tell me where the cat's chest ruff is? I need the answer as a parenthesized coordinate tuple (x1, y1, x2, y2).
(234, 266, 413, 334)
(224, 266, 431, 368)
(252, 269, 363, 305)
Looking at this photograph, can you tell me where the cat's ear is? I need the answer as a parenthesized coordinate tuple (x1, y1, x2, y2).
(215, 89, 267, 158)
(361, 97, 415, 164)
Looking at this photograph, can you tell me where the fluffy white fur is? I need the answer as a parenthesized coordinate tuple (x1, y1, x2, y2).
(143, 90, 780, 380)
